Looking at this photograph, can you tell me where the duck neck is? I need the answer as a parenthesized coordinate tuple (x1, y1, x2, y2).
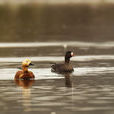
(65, 57, 70, 63)
(22, 66, 28, 73)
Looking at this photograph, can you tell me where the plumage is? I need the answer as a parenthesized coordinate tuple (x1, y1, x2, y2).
(51, 51, 74, 74)
(15, 71, 35, 80)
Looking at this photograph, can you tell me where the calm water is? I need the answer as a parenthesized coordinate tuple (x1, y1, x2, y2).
(0, 3, 114, 114)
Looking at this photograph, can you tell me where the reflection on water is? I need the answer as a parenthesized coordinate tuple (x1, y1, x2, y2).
(22, 88, 32, 112)
(15, 80, 35, 112)
(64, 74, 72, 87)
(15, 80, 35, 89)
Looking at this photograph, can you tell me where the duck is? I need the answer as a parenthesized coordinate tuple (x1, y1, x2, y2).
(14, 59, 35, 80)
(51, 51, 74, 74)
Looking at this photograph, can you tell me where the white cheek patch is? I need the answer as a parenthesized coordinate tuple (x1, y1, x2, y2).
(71, 52, 74, 56)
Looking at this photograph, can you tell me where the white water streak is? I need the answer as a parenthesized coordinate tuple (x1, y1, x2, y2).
(0, 42, 114, 49)
(0, 55, 113, 62)
(0, 67, 114, 80)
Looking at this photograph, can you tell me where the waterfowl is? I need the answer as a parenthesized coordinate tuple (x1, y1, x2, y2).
(51, 51, 74, 74)
(14, 59, 35, 80)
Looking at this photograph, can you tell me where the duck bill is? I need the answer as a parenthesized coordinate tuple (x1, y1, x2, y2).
(71, 52, 74, 57)
(29, 63, 34, 66)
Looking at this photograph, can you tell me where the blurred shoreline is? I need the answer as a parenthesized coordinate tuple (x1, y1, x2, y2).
(0, 0, 114, 5)
(0, 1, 114, 42)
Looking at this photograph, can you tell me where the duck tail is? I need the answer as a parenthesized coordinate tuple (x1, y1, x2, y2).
(51, 64, 56, 72)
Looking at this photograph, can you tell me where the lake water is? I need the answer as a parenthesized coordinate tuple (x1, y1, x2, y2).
(0, 3, 114, 114)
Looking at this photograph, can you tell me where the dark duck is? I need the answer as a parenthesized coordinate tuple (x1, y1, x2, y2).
(51, 51, 74, 74)
(15, 59, 35, 80)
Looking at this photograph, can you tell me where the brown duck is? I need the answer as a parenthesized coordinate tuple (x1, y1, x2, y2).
(14, 59, 35, 80)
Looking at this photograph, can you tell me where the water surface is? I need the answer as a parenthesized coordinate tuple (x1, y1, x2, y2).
(0, 3, 114, 114)
(0, 41, 113, 114)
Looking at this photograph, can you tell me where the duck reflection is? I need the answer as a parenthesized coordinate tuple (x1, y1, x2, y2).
(14, 79, 34, 112)
(64, 73, 72, 88)
(14, 79, 34, 89)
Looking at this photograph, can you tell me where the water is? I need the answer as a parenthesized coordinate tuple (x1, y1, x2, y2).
(0, 3, 114, 114)
(0, 42, 114, 114)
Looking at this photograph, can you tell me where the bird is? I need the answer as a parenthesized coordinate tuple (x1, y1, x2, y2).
(51, 51, 74, 74)
(14, 59, 35, 80)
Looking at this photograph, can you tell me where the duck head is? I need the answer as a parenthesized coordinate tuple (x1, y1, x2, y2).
(65, 51, 74, 63)
(22, 58, 33, 67)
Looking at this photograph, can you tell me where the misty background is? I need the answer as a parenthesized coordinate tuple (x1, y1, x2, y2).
(0, 0, 114, 42)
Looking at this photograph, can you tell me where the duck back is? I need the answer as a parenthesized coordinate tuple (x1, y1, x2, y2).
(51, 63, 74, 74)
(15, 71, 35, 80)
